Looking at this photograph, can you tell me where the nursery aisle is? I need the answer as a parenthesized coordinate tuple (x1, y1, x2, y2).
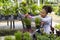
(0, 12, 60, 40)
(0, 12, 60, 30)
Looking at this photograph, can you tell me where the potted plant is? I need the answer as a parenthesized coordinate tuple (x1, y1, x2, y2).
(35, 17, 41, 29)
(36, 33, 50, 40)
(4, 36, 13, 40)
(15, 31, 22, 40)
(3, 1, 12, 20)
(56, 6, 60, 16)
(55, 37, 60, 40)
(23, 32, 32, 40)
(37, 35, 50, 40)
(23, 17, 31, 32)
(12, 4, 18, 20)
(0, 2, 4, 20)
(8, 2, 18, 29)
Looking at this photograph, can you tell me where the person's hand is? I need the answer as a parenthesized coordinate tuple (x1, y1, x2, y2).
(40, 28, 44, 32)
(25, 13, 32, 18)
(41, 21, 45, 25)
(25, 13, 29, 17)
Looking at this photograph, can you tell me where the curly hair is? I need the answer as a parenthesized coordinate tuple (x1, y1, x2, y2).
(42, 5, 52, 14)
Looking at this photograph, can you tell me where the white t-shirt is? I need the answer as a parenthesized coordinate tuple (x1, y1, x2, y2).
(31, 15, 52, 34)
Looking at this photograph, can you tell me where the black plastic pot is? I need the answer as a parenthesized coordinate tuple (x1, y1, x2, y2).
(5, 16, 8, 20)
(0, 15, 4, 20)
(28, 12, 34, 16)
(26, 25, 31, 29)
(13, 15, 18, 20)
(36, 25, 42, 34)
(56, 30, 60, 36)
(5, 15, 12, 20)
(0, 30, 17, 36)
(0, 15, 2, 19)
(26, 25, 32, 32)
(36, 25, 40, 29)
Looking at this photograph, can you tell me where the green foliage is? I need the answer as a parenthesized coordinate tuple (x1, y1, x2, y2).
(37, 34, 50, 40)
(49, 33, 56, 40)
(19, 0, 42, 15)
(23, 17, 31, 25)
(31, 4, 40, 15)
(36, 32, 57, 40)
(25, 0, 35, 5)
(23, 32, 32, 40)
(0, 2, 3, 6)
(55, 24, 60, 30)
(0, 0, 18, 16)
(4, 36, 12, 40)
(35, 17, 41, 26)
(56, 7, 60, 16)
(53, 6, 59, 14)
(55, 37, 60, 40)
(0, 2, 4, 15)
(15, 31, 22, 40)
(20, 6, 29, 14)
(15, 31, 32, 40)
(45, 0, 50, 4)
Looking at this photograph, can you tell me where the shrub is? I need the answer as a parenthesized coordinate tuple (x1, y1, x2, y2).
(37, 35, 50, 40)
(15, 31, 22, 40)
(4, 36, 12, 40)
(55, 24, 60, 30)
(35, 17, 41, 26)
(23, 32, 32, 40)
(36, 33, 50, 40)
(53, 6, 59, 14)
(23, 17, 31, 26)
(55, 37, 60, 40)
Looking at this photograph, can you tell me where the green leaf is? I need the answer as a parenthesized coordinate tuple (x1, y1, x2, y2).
(23, 18, 31, 25)
(15, 31, 22, 40)
(35, 17, 41, 25)
(24, 32, 32, 40)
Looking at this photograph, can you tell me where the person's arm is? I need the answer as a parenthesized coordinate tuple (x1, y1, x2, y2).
(31, 15, 40, 22)
(41, 17, 52, 27)
(25, 14, 40, 22)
